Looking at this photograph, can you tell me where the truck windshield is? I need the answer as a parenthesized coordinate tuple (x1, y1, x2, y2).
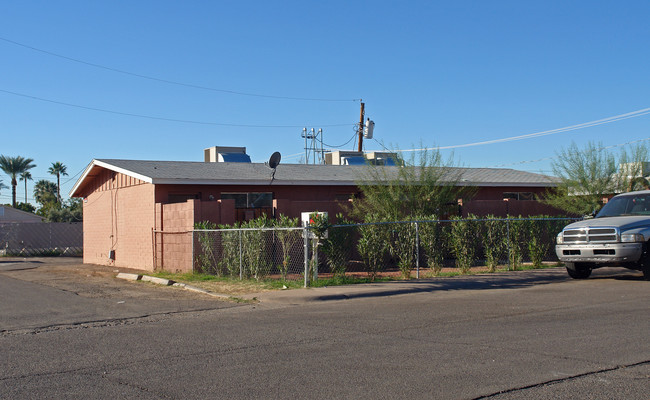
(597, 194, 650, 217)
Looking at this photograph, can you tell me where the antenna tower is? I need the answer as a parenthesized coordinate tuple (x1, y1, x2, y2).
(301, 127, 325, 164)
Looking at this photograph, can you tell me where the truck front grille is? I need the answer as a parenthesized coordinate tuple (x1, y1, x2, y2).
(563, 227, 618, 243)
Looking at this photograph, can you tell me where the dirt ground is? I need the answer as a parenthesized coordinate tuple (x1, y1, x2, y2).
(0, 257, 225, 300)
(0, 257, 559, 299)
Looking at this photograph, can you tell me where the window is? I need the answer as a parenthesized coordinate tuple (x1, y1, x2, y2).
(221, 192, 273, 208)
(503, 192, 535, 201)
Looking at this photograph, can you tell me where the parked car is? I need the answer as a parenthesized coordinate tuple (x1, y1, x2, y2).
(555, 190, 650, 280)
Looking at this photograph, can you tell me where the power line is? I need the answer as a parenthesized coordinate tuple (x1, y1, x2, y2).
(0, 88, 354, 128)
(323, 133, 358, 149)
(394, 107, 650, 153)
(487, 137, 650, 168)
(0, 36, 360, 103)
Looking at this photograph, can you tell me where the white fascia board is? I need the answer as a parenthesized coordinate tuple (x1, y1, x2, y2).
(151, 179, 360, 186)
(456, 181, 557, 188)
(93, 160, 154, 183)
(68, 159, 154, 198)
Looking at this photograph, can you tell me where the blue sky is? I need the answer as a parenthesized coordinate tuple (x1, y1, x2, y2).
(2, 1, 650, 204)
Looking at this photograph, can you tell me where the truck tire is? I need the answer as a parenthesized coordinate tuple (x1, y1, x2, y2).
(643, 267, 650, 281)
(565, 262, 592, 279)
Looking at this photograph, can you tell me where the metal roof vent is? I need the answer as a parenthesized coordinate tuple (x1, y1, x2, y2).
(204, 146, 251, 163)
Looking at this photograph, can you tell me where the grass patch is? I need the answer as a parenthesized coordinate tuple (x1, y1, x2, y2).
(150, 271, 304, 295)
(150, 262, 563, 295)
(309, 275, 394, 287)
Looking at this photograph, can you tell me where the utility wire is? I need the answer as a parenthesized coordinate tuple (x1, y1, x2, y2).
(0, 37, 360, 103)
(323, 133, 358, 148)
(487, 137, 650, 168)
(394, 107, 650, 153)
(0, 88, 354, 128)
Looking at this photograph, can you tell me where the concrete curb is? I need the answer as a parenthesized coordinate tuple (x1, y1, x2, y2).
(116, 272, 231, 298)
(172, 282, 231, 299)
(141, 275, 175, 286)
(116, 272, 142, 281)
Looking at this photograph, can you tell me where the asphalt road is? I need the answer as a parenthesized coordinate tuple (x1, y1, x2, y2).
(1, 259, 649, 399)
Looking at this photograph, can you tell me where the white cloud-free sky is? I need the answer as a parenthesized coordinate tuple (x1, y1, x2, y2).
(2, 1, 649, 203)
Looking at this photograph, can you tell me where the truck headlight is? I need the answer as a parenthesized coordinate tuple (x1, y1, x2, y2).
(621, 233, 644, 243)
(556, 232, 564, 244)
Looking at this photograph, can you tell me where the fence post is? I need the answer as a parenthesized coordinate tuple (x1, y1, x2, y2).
(191, 230, 195, 274)
(303, 227, 310, 288)
(239, 229, 243, 280)
(414, 222, 420, 279)
(506, 218, 511, 271)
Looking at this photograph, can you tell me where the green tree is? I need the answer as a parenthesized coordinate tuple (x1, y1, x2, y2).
(545, 141, 649, 215)
(0, 155, 36, 207)
(41, 198, 82, 222)
(34, 179, 57, 206)
(352, 147, 474, 221)
(48, 162, 68, 202)
(19, 171, 32, 204)
(15, 202, 36, 213)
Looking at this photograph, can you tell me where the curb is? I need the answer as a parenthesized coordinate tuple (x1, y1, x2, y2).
(172, 282, 231, 298)
(141, 275, 174, 286)
(116, 272, 230, 298)
(115, 272, 142, 281)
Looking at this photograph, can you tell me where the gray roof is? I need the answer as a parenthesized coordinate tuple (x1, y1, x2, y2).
(70, 158, 557, 197)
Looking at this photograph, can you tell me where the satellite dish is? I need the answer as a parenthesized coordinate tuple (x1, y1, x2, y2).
(269, 152, 281, 169)
(268, 152, 281, 184)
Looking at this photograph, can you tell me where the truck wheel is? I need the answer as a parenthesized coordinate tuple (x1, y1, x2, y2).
(643, 267, 650, 281)
(565, 262, 592, 279)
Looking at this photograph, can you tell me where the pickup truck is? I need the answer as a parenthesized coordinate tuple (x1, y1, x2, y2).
(555, 190, 650, 280)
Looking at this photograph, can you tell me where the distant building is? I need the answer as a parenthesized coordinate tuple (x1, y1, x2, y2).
(0, 205, 43, 223)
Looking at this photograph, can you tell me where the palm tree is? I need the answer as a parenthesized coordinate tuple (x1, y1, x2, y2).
(48, 162, 68, 202)
(33, 179, 57, 205)
(19, 171, 33, 204)
(0, 155, 36, 207)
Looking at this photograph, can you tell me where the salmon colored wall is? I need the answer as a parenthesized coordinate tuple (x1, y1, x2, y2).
(82, 175, 154, 270)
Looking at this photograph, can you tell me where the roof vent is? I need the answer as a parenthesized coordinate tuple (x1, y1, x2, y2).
(204, 146, 251, 163)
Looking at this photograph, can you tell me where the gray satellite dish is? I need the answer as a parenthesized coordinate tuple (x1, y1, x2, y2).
(269, 152, 281, 169)
(268, 152, 281, 183)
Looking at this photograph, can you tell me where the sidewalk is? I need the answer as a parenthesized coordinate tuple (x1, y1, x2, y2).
(242, 267, 571, 304)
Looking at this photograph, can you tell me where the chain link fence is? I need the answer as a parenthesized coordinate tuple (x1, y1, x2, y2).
(185, 217, 579, 286)
(193, 227, 308, 283)
(0, 222, 83, 257)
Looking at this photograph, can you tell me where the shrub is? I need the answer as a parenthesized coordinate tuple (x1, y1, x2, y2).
(527, 217, 551, 268)
(418, 216, 447, 275)
(388, 221, 417, 279)
(274, 214, 300, 280)
(449, 215, 478, 274)
(194, 220, 218, 274)
(357, 216, 388, 281)
(506, 217, 525, 270)
(218, 222, 241, 277)
(482, 215, 505, 272)
(241, 216, 271, 280)
(321, 213, 353, 277)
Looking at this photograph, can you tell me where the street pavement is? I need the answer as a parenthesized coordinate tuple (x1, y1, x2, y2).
(1, 259, 649, 399)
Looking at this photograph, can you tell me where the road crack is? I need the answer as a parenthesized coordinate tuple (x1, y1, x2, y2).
(473, 360, 650, 399)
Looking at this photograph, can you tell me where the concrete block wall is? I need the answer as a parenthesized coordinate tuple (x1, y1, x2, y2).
(82, 180, 154, 270)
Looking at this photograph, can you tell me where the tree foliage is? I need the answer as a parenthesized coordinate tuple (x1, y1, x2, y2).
(48, 161, 68, 202)
(351, 147, 474, 221)
(0, 155, 36, 207)
(545, 141, 649, 215)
